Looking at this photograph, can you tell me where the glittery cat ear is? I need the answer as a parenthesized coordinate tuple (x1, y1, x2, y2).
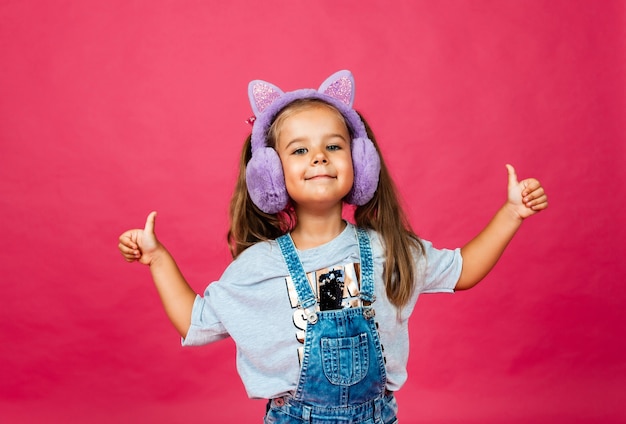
(248, 80, 285, 116)
(318, 70, 355, 107)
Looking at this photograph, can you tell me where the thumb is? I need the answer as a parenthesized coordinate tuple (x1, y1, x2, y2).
(505, 164, 518, 189)
(144, 211, 157, 235)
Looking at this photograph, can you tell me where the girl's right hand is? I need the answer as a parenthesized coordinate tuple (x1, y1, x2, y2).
(118, 211, 162, 265)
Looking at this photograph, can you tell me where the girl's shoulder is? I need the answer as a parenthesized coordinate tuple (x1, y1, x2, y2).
(233, 238, 283, 264)
(220, 239, 286, 280)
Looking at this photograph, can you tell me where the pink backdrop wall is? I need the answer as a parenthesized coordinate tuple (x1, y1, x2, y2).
(1, 1, 624, 422)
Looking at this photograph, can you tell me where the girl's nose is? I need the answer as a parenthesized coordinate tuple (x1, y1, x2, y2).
(312, 150, 328, 165)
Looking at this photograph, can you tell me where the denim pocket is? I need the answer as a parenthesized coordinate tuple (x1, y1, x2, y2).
(321, 332, 369, 386)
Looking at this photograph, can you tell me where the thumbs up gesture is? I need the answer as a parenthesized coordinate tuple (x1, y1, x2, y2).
(118, 211, 162, 265)
(505, 164, 548, 219)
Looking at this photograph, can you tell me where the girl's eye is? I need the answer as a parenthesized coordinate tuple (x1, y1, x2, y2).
(327, 145, 340, 151)
(293, 148, 307, 155)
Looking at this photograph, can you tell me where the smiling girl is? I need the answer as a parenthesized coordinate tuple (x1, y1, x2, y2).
(118, 70, 547, 423)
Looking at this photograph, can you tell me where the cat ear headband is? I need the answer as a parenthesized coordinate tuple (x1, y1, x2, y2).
(245, 69, 381, 214)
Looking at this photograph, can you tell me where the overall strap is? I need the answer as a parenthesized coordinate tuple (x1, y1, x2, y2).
(356, 227, 376, 304)
(276, 234, 318, 323)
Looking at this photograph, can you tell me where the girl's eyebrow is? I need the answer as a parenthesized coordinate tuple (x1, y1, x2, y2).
(326, 133, 349, 142)
(282, 137, 306, 150)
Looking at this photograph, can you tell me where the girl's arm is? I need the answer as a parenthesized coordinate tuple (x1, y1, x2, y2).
(455, 165, 548, 290)
(118, 212, 197, 337)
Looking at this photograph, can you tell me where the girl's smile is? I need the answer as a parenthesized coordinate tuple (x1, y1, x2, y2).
(306, 172, 335, 180)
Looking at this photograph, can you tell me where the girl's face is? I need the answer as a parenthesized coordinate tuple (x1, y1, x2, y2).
(274, 104, 354, 211)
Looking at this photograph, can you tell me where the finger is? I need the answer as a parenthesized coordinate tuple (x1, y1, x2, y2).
(521, 179, 542, 197)
(523, 183, 544, 201)
(119, 233, 138, 250)
(505, 164, 518, 189)
(120, 251, 138, 262)
(122, 252, 140, 262)
(121, 253, 138, 262)
(144, 211, 157, 235)
(528, 194, 548, 210)
(118, 242, 140, 257)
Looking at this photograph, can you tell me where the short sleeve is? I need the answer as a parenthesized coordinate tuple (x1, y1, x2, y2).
(418, 240, 462, 294)
(181, 291, 229, 346)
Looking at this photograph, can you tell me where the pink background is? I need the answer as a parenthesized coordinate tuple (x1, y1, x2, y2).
(1, 1, 624, 422)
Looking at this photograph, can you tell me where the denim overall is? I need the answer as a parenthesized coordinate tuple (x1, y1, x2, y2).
(265, 228, 398, 424)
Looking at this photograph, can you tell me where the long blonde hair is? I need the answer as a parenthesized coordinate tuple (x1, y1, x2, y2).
(227, 100, 424, 308)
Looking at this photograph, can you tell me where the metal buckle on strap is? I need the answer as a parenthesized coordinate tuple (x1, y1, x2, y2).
(304, 308, 318, 324)
(363, 307, 376, 319)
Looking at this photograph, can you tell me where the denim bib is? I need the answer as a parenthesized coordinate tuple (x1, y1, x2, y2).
(265, 227, 397, 424)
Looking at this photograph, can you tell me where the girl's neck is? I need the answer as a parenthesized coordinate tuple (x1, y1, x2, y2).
(290, 206, 346, 250)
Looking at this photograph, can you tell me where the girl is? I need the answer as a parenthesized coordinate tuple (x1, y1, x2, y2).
(118, 70, 547, 423)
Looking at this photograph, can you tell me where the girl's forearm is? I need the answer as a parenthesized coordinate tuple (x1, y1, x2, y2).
(456, 205, 523, 290)
(148, 247, 197, 338)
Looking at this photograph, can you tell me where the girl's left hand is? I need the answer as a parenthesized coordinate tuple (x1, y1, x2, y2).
(505, 164, 548, 219)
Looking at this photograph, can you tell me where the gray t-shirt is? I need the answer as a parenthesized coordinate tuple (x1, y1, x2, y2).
(183, 223, 462, 399)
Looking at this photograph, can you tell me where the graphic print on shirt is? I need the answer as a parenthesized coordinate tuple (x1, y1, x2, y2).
(284, 262, 369, 365)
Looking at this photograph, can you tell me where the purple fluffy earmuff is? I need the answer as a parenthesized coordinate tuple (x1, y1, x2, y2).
(246, 70, 381, 214)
